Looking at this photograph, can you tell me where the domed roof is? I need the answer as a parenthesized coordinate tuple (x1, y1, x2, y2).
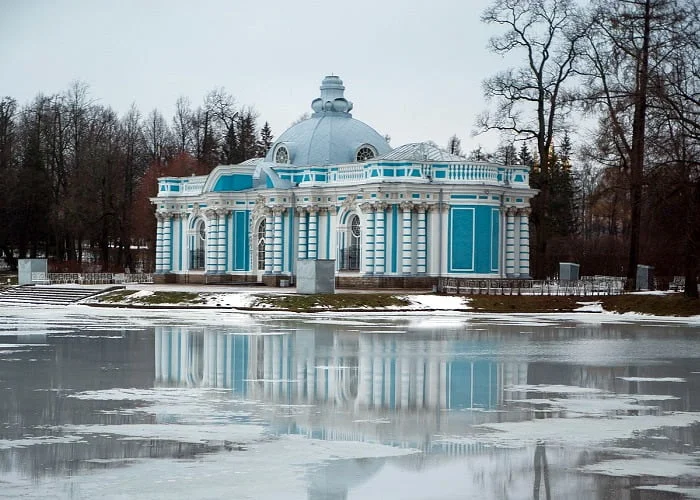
(265, 76, 391, 167)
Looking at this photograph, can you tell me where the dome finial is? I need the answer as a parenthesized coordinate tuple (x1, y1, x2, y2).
(311, 75, 353, 116)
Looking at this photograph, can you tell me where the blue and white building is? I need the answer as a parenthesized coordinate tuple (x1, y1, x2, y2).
(152, 76, 536, 286)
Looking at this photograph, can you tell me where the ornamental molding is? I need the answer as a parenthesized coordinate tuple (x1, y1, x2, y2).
(359, 202, 374, 213)
(341, 194, 356, 210)
(399, 201, 414, 212)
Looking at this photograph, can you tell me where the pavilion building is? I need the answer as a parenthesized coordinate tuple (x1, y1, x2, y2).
(151, 76, 536, 287)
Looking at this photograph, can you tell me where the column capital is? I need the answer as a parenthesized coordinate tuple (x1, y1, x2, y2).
(399, 201, 414, 212)
(307, 204, 320, 215)
(326, 206, 337, 215)
(359, 202, 374, 213)
(215, 207, 229, 217)
(375, 201, 388, 212)
(204, 208, 217, 218)
(272, 205, 286, 216)
(517, 207, 531, 217)
(295, 206, 307, 216)
(506, 206, 518, 216)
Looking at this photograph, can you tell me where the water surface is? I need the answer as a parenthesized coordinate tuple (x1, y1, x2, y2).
(1, 307, 699, 499)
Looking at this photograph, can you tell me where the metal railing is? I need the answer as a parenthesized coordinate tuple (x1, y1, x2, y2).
(438, 277, 627, 296)
(43, 273, 154, 284)
(338, 246, 360, 271)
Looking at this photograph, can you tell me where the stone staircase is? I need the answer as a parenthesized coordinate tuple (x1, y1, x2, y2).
(0, 285, 117, 306)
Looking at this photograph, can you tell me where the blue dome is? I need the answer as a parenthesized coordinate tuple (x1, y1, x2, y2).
(265, 76, 391, 167)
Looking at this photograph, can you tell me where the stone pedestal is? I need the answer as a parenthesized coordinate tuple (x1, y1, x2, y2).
(296, 260, 335, 294)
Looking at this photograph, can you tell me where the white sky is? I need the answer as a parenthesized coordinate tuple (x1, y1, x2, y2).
(1, 0, 514, 153)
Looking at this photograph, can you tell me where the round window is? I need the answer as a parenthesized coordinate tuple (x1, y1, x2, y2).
(275, 145, 289, 164)
(356, 146, 375, 162)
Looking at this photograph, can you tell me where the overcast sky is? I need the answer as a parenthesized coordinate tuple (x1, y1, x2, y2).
(1, 0, 513, 152)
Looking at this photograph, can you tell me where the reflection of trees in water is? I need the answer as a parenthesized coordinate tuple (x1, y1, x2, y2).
(533, 441, 551, 500)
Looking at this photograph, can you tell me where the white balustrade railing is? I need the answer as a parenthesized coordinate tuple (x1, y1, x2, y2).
(447, 163, 501, 182)
(182, 179, 206, 195)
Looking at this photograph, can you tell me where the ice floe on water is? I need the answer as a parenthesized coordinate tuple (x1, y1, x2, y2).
(579, 453, 700, 478)
(505, 384, 605, 394)
(474, 412, 700, 447)
(2, 435, 419, 500)
(0, 435, 86, 450)
(617, 376, 686, 383)
(58, 423, 266, 445)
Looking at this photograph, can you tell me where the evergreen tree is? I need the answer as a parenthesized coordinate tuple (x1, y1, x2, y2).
(447, 134, 462, 156)
(257, 121, 273, 157)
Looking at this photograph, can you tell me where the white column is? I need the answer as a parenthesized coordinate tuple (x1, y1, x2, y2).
(374, 202, 386, 274)
(155, 214, 165, 273)
(162, 213, 172, 272)
(264, 210, 273, 274)
(361, 203, 375, 275)
(272, 206, 284, 273)
(217, 209, 227, 273)
(307, 206, 319, 259)
(205, 210, 218, 273)
(416, 204, 427, 274)
(297, 207, 308, 261)
(506, 207, 516, 277)
(518, 208, 531, 277)
(401, 202, 413, 275)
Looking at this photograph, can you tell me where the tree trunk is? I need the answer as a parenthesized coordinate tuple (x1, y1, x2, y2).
(626, 0, 652, 290)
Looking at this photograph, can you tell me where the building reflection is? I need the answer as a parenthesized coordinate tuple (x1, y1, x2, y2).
(155, 326, 529, 413)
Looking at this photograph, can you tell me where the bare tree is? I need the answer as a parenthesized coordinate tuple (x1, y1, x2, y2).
(172, 96, 193, 154)
(579, 0, 696, 288)
(478, 0, 586, 278)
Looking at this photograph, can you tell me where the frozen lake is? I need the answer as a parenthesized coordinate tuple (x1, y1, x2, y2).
(1, 305, 700, 499)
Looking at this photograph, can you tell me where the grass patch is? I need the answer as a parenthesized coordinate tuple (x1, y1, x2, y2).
(253, 293, 410, 312)
(137, 291, 204, 305)
(98, 290, 137, 303)
(600, 293, 700, 316)
(466, 295, 580, 313)
(96, 290, 203, 305)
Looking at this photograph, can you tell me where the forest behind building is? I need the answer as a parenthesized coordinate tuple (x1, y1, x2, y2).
(0, 0, 697, 297)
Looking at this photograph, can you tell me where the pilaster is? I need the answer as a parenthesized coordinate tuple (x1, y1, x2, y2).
(400, 201, 414, 275)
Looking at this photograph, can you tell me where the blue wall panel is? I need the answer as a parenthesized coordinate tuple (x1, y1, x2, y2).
(234, 211, 249, 270)
(213, 174, 253, 192)
(449, 208, 474, 271)
(450, 206, 500, 274)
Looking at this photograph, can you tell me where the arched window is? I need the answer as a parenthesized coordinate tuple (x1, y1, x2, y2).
(190, 219, 206, 270)
(257, 219, 266, 271)
(356, 145, 376, 162)
(341, 214, 361, 270)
